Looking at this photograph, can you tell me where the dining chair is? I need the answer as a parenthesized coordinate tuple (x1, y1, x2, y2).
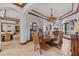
(32, 32, 49, 54)
(52, 31, 63, 48)
(4, 32, 11, 41)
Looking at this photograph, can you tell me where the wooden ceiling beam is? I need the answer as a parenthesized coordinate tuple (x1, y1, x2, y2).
(59, 3, 74, 18)
(0, 16, 19, 22)
(28, 12, 48, 20)
(31, 9, 48, 18)
(59, 12, 77, 20)
(59, 3, 79, 20)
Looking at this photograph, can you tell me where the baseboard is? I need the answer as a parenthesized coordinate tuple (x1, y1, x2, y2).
(20, 40, 31, 45)
(63, 36, 71, 40)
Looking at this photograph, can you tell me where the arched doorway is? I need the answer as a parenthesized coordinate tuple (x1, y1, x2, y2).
(0, 7, 20, 52)
(30, 22, 38, 41)
(32, 22, 38, 32)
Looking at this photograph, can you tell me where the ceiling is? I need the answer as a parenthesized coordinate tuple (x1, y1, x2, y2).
(30, 3, 72, 18)
(0, 3, 78, 22)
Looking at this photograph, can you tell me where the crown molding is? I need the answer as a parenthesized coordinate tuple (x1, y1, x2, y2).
(0, 16, 19, 22)
(28, 12, 48, 20)
(59, 3, 74, 18)
(31, 10, 48, 18)
(60, 3, 79, 20)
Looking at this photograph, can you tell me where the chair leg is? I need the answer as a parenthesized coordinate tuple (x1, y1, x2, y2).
(34, 46, 36, 51)
(0, 49, 1, 52)
(40, 49, 42, 55)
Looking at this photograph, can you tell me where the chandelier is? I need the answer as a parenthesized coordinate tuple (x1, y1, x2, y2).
(47, 9, 56, 22)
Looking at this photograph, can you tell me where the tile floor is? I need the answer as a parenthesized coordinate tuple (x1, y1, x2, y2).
(0, 35, 71, 56)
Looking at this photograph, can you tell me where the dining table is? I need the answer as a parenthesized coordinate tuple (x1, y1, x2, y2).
(41, 35, 52, 43)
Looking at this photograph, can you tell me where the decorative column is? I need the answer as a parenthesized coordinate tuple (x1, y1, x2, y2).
(0, 18, 2, 52)
(20, 13, 30, 44)
(59, 20, 62, 31)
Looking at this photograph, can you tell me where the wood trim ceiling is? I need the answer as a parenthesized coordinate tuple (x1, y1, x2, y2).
(28, 9, 49, 21)
(28, 12, 48, 20)
(60, 3, 79, 20)
(59, 3, 74, 18)
(0, 9, 19, 22)
(13, 3, 26, 8)
(31, 3, 74, 19)
(29, 3, 74, 20)
(29, 3, 79, 22)
(31, 10, 48, 18)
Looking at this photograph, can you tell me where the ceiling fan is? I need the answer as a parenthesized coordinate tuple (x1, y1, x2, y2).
(28, 8, 57, 22)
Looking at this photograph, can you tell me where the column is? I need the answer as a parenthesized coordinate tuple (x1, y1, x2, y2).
(0, 18, 1, 52)
(59, 20, 62, 31)
(20, 13, 30, 44)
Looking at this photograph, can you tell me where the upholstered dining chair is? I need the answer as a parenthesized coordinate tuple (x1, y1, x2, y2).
(4, 32, 11, 41)
(52, 31, 63, 48)
(32, 32, 49, 54)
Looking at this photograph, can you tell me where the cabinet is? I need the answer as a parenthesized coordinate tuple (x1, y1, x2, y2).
(71, 35, 79, 56)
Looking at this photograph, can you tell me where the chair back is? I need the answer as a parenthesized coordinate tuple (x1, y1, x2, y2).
(53, 30, 59, 36)
(32, 32, 40, 45)
(58, 32, 63, 40)
(52, 30, 63, 46)
(5, 32, 11, 41)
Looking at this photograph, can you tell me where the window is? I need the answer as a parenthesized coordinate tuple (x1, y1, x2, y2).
(62, 19, 77, 35)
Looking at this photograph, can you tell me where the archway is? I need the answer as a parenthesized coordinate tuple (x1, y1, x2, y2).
(0, 7, 21, 52)
(32, 22, 38, 32)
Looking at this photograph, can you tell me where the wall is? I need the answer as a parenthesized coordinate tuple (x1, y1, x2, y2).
(0, 9, 19, 19)
(0, 18, 1, 50)
(0, 3, 33, 43)
(24, 14, 50, 42)
(68, 12, 79, 35)
(27, 14, 45, 31)
(2, 24, 15, 33)
(62, 12, 79, 35)
(0, 7, 20, 35)
(1, 20, 16, 34)
(20, 12, 43, 43)
(28, 14, 51, 31)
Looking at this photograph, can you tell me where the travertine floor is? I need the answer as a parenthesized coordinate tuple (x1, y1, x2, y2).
(0, 35, 71, 56)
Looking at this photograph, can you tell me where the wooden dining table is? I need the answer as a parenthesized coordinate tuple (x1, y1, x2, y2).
(41, 35, 52, 43)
